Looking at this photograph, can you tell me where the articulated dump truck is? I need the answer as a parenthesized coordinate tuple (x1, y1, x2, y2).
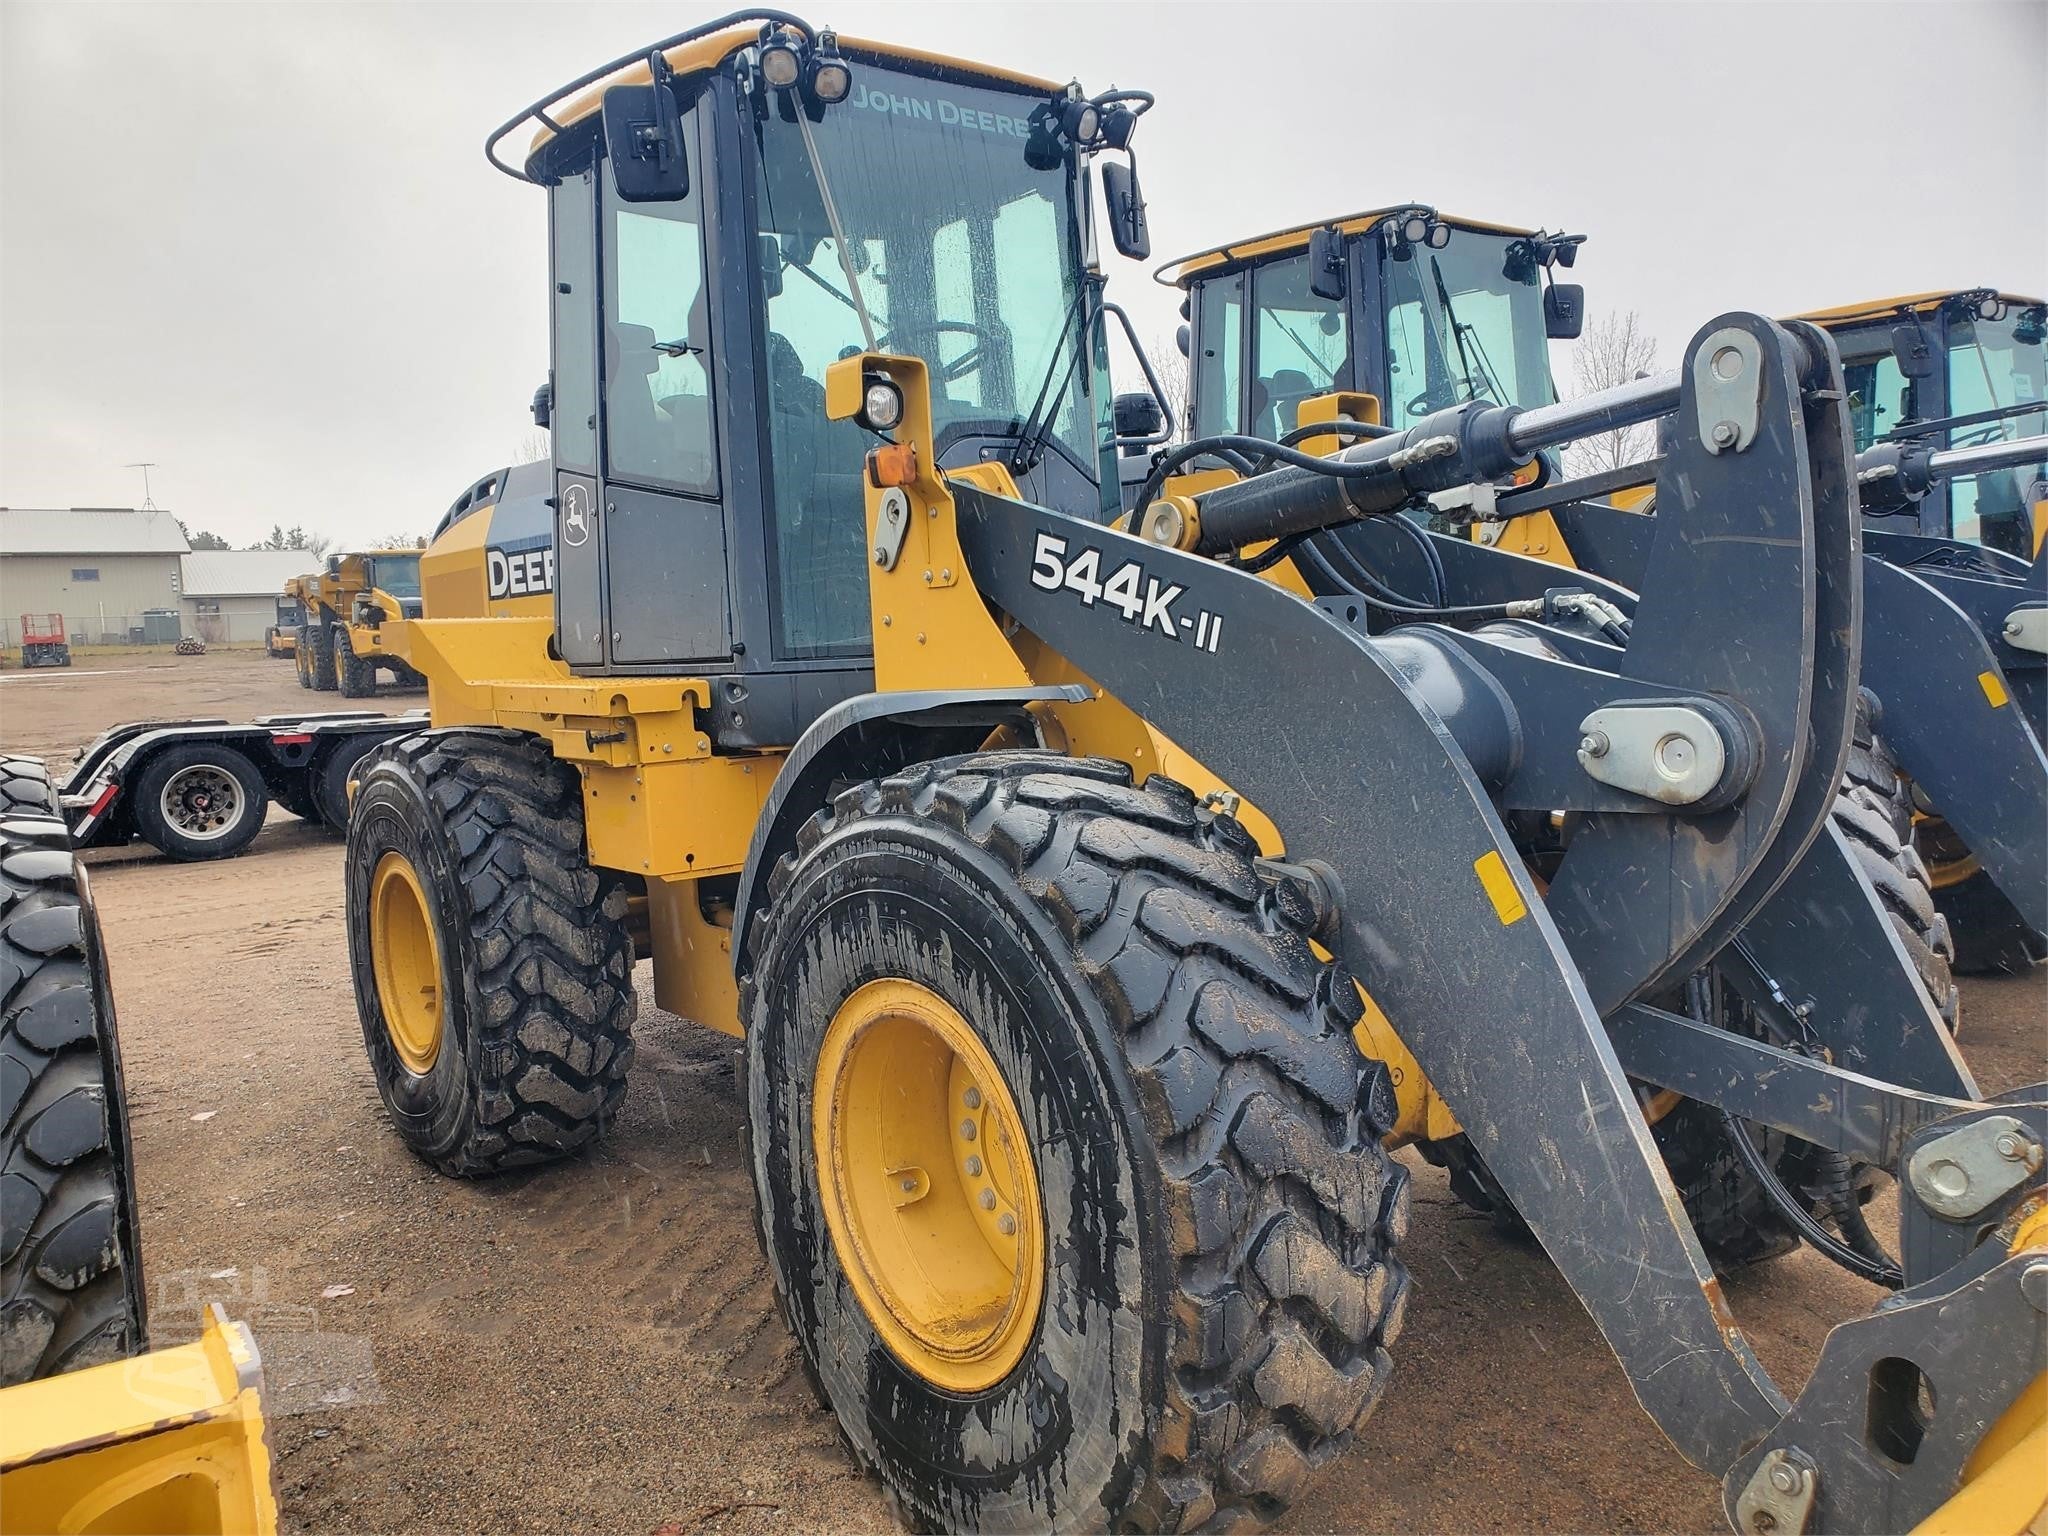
(326, 16, 2046, 1535)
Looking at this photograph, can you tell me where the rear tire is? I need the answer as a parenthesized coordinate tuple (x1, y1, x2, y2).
(131, 743, 268, 862)
(745, 752, 1407, 1532)
(344, 729, 635, 1175)
(334, 627, 375, 698)
(294, 631, 314, 689)
(1, 800, 147, 1384)
(1936, 869, 2047, 976)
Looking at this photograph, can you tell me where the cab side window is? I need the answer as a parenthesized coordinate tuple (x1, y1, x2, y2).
(1192, 271, 1245, 438)
(1249, 252, 1347, 439)
(603, 170, 718, 497)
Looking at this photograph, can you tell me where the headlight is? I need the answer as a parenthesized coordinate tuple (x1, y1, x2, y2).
(861, 378, 905, 432)
(1060, 98, 1100, 146)
(807, 30, 851, 103)
(760, 31, 802, 88)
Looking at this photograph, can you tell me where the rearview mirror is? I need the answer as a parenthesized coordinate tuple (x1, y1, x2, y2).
(759, 234, 785, 299)
(531, 380, 552, 430)
(1544, 283, 1585, 340)
(602, 56, 688, 203)
(1100, 161, 1150, 261)
(1891, 323, 1937, 379)
(1308, 227, 1347, 301)
(1114, 391, 1164, 442)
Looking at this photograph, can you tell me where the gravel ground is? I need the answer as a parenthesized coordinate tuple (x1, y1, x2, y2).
(11, 648, 2043, 1534)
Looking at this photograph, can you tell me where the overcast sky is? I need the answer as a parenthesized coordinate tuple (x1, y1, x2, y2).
(3, 0, 2042, 546)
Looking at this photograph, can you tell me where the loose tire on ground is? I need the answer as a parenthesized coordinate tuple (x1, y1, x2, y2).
(334, 626, 376, 698)
(744, 752, 1408, 1532)
(307, 620, 337, 693)
(1, 800, 147, 1384)
(345, 728, 635, 1175)
(1935, 868, 2047, 976)
(131, 743, 268, 862)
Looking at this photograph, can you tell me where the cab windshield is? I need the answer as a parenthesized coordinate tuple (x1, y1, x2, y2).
(368, 555, 421, 599)
(750, 64, 1103, 656)
(1945, 307, 2046, 554)
(1381, 231, 1556, 418)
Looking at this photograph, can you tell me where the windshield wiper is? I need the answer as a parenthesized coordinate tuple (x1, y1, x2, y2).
(1006, 281, 1091, 475)
(1429, 257, 1508, 407)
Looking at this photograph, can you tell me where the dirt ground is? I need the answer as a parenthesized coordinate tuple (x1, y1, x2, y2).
(6, 650, 2042, 1535)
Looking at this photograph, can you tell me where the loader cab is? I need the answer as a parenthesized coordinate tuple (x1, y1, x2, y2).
(1809, 289, 2047, 555)
(524, 31, 1126, 746)
(1169, 208, 1570, 443)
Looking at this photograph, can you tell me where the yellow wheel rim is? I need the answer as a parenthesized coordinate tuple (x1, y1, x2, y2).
(812, 979, 1044, 1392)
(370, 852, 444, 1074)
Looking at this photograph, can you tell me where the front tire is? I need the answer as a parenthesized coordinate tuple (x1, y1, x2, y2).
(1, 800, 147, 1383)
(294, 631, 315, 689)
(334, 627, 375, 698)
(131, 743, 268, 861)
(345, 729, 635, 1175)
(744, 753, 1407, 1532)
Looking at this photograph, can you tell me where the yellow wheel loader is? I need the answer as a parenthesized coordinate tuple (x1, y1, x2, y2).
(0, 756, 277, 1532)
(346, 19, 2047, 1533)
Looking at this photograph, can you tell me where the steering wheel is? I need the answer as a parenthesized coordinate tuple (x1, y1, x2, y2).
(880, 319, 997, 383)
(1407, 376, 1492, 417)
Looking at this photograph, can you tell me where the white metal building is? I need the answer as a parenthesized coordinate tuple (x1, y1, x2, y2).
(0, 508, 190, 647)
(180, 549, 314, 643)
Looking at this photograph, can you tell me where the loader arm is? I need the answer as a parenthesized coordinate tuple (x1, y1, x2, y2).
(879, 311, 2048, 1530)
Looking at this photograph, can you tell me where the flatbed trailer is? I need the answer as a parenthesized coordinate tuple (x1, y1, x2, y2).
(54, 710, 426, 860)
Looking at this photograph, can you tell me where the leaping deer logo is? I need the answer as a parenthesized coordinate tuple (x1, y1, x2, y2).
(562, 484, 591, 548)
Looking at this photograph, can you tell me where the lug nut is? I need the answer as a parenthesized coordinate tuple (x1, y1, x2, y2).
(958, 1119, 977, 1141)
(963, 1086, 982, 1110)
(997, 1213, 1017, 1236)
(979, 1189, 997, 1211)
(965, 1155, 983, 1177)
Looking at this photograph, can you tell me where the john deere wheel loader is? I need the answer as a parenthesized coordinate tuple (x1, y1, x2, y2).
(1159, 205, 2047, 1288)
(0, 756, 277, 1531)
(347, 18, 2047, 1533)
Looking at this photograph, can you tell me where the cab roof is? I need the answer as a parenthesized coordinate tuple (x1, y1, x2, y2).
(1154, 207, 1540, 289)
(1798, 290, 2045, 328)
(519, 26, 1061, 178)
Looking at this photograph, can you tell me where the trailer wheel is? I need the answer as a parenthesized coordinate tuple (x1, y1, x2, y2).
(307, 621, 337, 692)
(1, 802, 147, 1384)
(745, 752, 1407, 1533)
(131, 743, 268, 861)
(333, 627, 375, 698)
(1933, 869, 2045, 975)
(345, 729, 635, 1175)
(314, 737, 382, 831)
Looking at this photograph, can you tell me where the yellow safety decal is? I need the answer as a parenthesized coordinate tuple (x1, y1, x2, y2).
(1979, 670, 2012, 709)
(1474, 850, 1529, 926)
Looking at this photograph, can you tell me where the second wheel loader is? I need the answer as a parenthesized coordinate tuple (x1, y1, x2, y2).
(347, 17, 2047, 1534)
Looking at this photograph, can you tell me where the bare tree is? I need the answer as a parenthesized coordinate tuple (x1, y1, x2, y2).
(1564, 310, 1660, 476)
(372, 532, 426, 548)
(1143, 328, 1189, 443)
(513, 428, 551, 465)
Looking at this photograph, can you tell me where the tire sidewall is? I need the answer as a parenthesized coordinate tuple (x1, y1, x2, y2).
(747, 819, 1158, 1530)
(344, 750, 481, 1161)
(133, 744, 267, 860)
